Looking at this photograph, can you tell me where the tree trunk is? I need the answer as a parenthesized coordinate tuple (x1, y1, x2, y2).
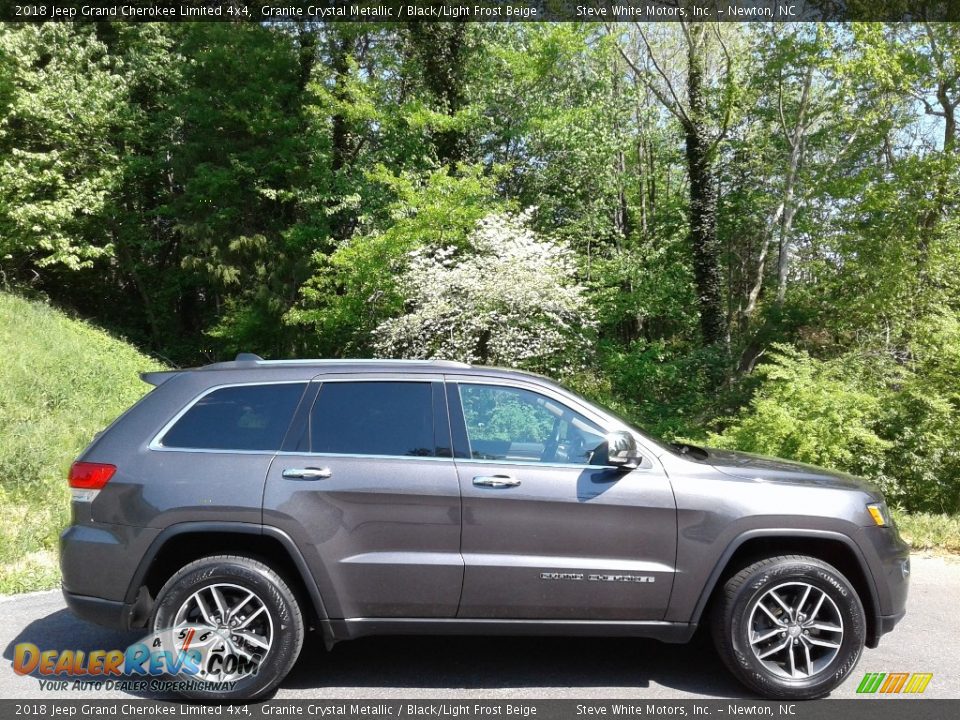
(685, 23, 726, 346)
(775, 61, 814, 305)
(615, 148, 630, 244)
(330, 34, 350, 177)
(329, 31, 352, 244)
(776, 194, 800, 303)
(936, 62, 957, 153)
(296, 26, 317, 95)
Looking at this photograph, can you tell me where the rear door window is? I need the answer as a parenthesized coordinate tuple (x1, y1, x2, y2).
(310, 381, 435, 457)
(160, 383, 306, 451)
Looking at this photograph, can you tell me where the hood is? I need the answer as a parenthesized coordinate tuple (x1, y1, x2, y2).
(686, 446, 882, 497)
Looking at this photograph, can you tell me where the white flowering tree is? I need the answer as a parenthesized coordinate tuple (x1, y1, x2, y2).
(373, 212, 595, 372)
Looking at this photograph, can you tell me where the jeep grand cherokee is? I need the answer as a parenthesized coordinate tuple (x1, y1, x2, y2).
(60, 355, 910, 700)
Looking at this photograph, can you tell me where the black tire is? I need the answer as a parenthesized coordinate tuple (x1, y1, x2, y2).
(152, 555, 304, 701)
(711, 555, 866, 700)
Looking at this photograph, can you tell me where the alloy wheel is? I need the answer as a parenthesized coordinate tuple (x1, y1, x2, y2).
(170, 582, 274, 682)
(747, 581, 844, 679)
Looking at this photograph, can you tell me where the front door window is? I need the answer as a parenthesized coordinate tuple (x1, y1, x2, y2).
(458, 384, 606, 465)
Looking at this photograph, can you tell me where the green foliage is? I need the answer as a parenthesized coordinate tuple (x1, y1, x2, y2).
(710, 336, 960, 513)
(0, 292, 163, 593)
(708, 346, 891, 478)
(893, 510, 960, 554)
(480, 25, 633, 249)
(597, 340, 733, 441)
(875, 314, 960, 512)
(287, 166, 504, 356)
(0, 25, 125, 270)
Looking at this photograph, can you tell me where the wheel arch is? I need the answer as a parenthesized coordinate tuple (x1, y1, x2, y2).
(125, 522, 332, 642)
(691, 529, 882, 648)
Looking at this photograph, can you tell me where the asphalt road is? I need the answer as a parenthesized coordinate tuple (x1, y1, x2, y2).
(1, 555, 957, 701)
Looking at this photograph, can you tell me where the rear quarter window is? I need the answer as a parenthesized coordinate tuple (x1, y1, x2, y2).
(159, 383, 306, 451)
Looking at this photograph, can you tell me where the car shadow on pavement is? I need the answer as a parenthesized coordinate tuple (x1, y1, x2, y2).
(1, 607, 170, 698)
(3, 608, 751, 700)
(3, 607, 144, 668)
(281, 630, 752, 698)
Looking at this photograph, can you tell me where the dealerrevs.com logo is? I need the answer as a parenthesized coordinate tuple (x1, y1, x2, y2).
(12, 624, 261, 693)
(856, 672, 933, 695)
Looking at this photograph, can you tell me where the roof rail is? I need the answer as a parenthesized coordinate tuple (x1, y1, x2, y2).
(222, 354, 470, 369)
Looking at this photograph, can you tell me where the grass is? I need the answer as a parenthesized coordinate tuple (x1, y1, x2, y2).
(0, 292, 163, 594)
(893, 510, 960, 554)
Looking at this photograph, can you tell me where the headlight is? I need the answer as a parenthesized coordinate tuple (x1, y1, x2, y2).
(867, 501, 892, 527)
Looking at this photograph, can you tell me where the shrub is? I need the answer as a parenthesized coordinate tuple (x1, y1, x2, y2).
(708, 345, 891, 482)
(374, 211, 595, 375)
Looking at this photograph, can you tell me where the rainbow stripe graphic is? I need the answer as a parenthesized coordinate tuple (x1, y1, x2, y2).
(856, 672, 933, 694)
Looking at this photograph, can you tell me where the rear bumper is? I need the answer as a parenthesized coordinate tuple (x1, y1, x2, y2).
(62, 589, 136, 630)
(60, 522, 160, 603)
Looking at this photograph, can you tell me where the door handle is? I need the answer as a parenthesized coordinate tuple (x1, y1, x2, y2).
(282, 467, 332, 480)
(473, 475, 521, 488)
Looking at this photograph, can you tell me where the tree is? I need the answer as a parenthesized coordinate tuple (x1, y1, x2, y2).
(288, 166, 503, 356)
(374, 211, 595, 373)
(406, 22, 475, 166)
(0, 25, 126, 272)
(611, 20, 739, 346)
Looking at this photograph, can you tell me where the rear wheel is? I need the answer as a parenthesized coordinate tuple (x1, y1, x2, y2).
(151, 555, 304, 700)
(711, 555, 866, 699)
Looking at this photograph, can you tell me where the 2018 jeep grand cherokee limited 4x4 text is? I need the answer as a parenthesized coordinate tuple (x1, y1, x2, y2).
(61, 355, 910, 700)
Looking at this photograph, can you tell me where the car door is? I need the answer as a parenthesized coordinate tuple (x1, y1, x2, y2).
(448, 378, 677, 620)
(262, 375, 462, 619)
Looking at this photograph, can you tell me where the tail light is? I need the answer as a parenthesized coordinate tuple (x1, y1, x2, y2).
(68, 462, 116, 490)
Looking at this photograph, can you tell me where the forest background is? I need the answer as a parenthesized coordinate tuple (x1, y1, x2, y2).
(2, 21, 959, 590)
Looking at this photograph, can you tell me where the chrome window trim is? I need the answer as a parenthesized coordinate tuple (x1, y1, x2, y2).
(453, 457, 616, 471)
(272, 451, 606, 469)
(148, 380, 308, 454)
(146, 373, 659, 466)
(275, 451, 454, 462)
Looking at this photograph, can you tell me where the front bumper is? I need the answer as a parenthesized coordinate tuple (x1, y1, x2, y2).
(862, 525, 910, 647)
(879, 609, 906, 635)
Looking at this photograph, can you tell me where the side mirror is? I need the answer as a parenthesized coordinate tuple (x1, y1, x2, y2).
(605, 431, 643, 471)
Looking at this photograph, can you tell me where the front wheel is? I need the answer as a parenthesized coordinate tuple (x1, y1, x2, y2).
(151, 555, 304, 700)
(711, 555, 866, 699)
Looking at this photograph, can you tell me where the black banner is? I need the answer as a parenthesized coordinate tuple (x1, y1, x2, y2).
(3, 0, 960, 23)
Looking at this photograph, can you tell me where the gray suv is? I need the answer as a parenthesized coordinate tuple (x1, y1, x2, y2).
(61, 355, 909, 700)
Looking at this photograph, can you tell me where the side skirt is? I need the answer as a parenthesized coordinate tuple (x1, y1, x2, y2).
(322, 618, 697, 647)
